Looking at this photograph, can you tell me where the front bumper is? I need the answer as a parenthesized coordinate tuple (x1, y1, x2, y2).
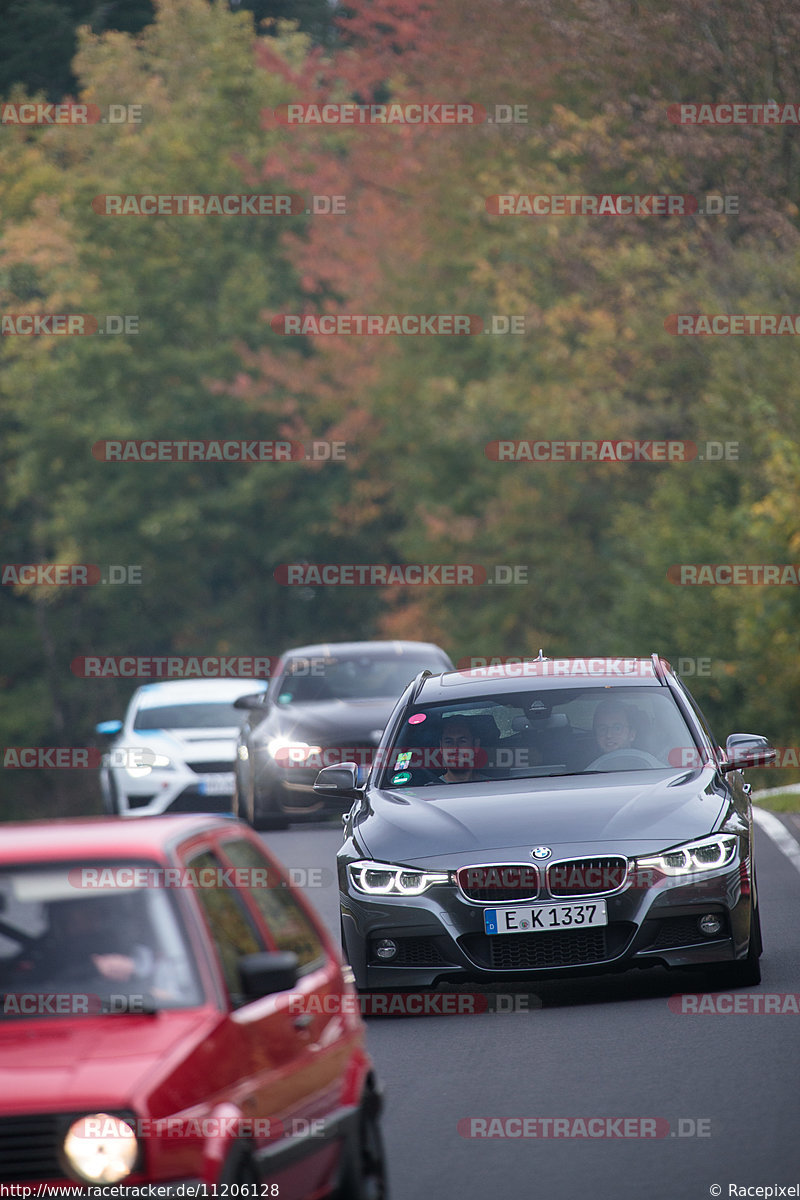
(106, 767, 235, 817)
(340, 863, 753, 989)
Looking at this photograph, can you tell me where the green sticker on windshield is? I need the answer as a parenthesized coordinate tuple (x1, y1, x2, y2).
(395, 751, 412, 769)
(391, 771, 412, 784)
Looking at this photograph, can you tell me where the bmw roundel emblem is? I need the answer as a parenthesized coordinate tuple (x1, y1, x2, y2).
(531, 846, 552, 859)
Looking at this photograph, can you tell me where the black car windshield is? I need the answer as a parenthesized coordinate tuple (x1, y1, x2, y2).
(134, 703, 246, 730)
(276, 656, 441, 703)
(0, 863, 204, 1017)
(380, 686, 699, 786)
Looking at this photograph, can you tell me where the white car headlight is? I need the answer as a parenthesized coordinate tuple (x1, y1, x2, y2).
(636, 834, 738, 877)
(63, 1113, 138, 1183)
(110, 748, 174, 778)
(349, 859, 451, 896)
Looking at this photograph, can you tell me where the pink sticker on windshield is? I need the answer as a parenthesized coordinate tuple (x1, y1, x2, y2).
(408, 713, 426, 724)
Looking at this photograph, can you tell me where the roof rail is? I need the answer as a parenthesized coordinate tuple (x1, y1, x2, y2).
(411, 669, 433, 704)
(650, 653, 671, 684)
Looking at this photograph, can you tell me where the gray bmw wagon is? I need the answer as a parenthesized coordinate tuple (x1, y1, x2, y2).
(318, 656, 775, 994)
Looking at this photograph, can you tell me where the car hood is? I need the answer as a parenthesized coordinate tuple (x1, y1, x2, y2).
(254, 699, 392, 746)
(355, 769, 730, 866)
(0, 1008, 221, 1113)
(121, 728, 240, 762)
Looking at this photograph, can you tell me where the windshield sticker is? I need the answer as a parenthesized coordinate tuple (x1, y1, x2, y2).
(395, 751, 412, 768)
(391, 771, 412, 784)
(408, 713, 426, 725)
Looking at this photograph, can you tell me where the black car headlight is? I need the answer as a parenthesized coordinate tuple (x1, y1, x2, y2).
(636, 834, 738, 877)
(348, 859, 451, 896)
(63, 1113, 138, 1183)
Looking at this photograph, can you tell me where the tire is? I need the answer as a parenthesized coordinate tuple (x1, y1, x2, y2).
(102, 774, 121, 816)
(232, 770, 254, 826)
(218, 1141, 260, 1185)
(708, 899, 762, 989)
(252, 783, 290, 831)
(336, 1094, 387, 1200)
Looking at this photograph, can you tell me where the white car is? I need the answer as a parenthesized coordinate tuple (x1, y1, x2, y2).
(96, 678, 269, 816)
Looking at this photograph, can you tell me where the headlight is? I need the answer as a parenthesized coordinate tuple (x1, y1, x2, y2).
(109, 748, 173, 778)
(267, 737, 322, 766)
(637, 835, 738, 877)
(348, 859, 451, 896)
(63, 1113, 138, 1183)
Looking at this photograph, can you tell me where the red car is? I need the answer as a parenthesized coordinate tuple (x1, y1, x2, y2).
(0, 816, 385, 1197)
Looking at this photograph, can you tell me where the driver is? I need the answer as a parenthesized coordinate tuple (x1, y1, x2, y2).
(439, 716, 486, 783)
(592, 701, 637, 757)
(26, 896, 155, 988)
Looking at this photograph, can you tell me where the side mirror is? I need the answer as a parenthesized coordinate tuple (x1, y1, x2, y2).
(234, 693, 270, 711)
(95, 720, 123, 736)
(721, 733, 777, 772)
(238, 951, 298, 1000)
(314, 762, 363, 799)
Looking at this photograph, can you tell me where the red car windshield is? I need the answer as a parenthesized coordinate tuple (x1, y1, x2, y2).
(0, 862, 204, 1017)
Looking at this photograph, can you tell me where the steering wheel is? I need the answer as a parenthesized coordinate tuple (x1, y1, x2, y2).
(586, 748, 664, 770)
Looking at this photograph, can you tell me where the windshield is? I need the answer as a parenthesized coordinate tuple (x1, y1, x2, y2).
(276, 655, 441, 703)
(134, 702, 246, 730)
(0, 863, 204, 1017)
(379, 686, 698, 787)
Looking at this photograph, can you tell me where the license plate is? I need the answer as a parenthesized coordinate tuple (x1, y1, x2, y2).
(484, 901, 608, 935)
(198, 773, 235, 796)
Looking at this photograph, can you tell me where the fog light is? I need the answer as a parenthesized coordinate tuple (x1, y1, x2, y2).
(698, 913, 723, 937)
(375, 939, 398, 960)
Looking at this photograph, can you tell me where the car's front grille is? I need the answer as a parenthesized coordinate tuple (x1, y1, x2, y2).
(0, 1114, 63, 1182)
(188, 761, 233, 774)
(460, 923, 635, 971)
(369, 937, 452, 967)
(547, 857, 628, 897)
(456, 864, 540, 903)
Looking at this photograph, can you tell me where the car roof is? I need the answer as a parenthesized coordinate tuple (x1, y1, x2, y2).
(280, 640, 451, 660)
(0, 815, 247, 865)
(135, 679, 268, 706)
(415, 657, 671, 703)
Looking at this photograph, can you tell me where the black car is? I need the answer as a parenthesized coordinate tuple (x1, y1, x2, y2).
(233, 640, 453, 828)
(320, 655, 775, 992)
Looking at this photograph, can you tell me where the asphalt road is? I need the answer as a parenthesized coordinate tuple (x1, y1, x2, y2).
(264, 814, 800, 1200)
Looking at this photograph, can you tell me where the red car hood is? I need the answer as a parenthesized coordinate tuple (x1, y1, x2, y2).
(0, 1008, 221, 1114)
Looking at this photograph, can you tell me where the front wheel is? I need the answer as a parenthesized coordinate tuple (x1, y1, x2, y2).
(336, 1094, 387, 1200)
(218, 1141, 260, 1185)
(708, 900, 762, 989)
